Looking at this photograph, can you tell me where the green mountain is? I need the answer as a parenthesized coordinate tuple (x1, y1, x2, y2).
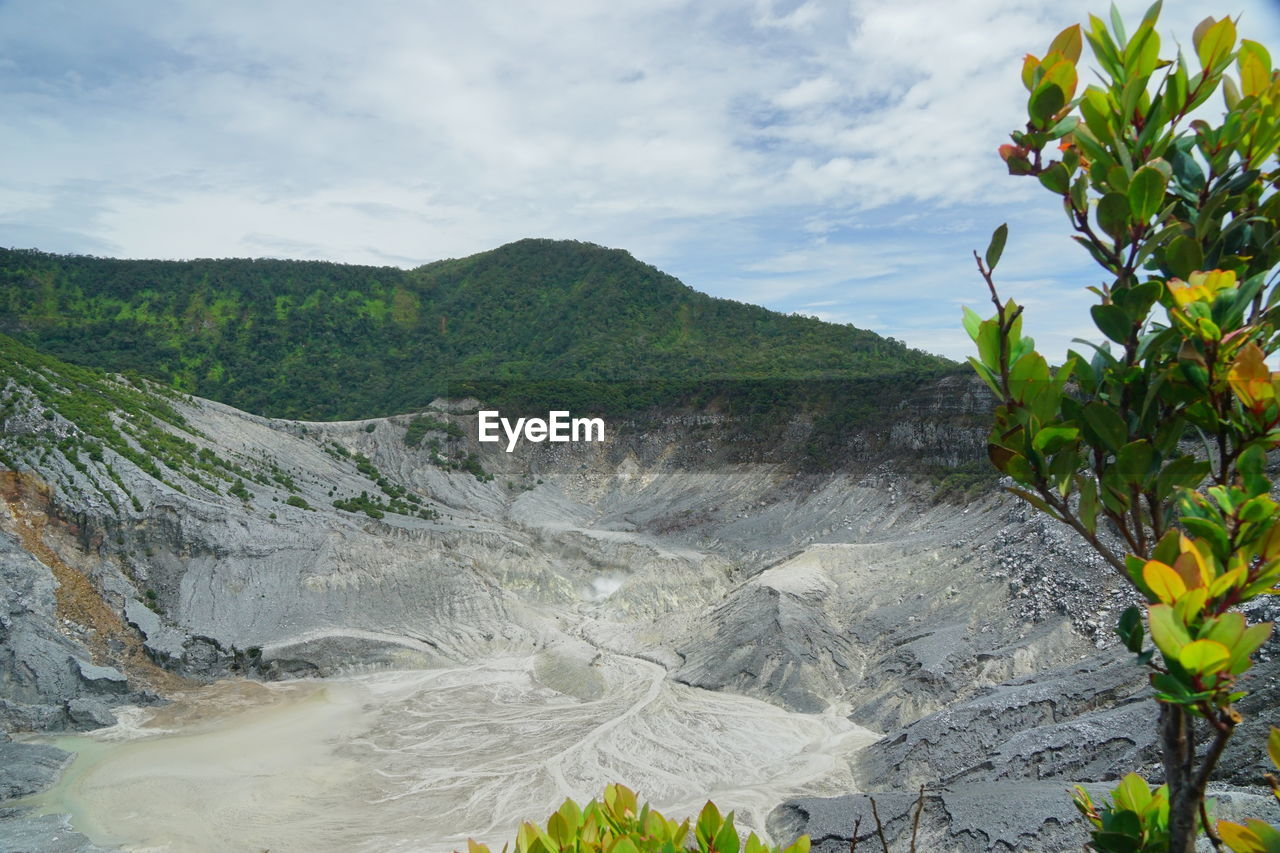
(0, 239, 952, 420)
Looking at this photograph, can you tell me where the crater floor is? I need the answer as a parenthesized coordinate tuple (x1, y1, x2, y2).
(22, 640, 877, 853)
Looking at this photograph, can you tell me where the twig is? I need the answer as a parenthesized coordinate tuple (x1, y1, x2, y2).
(850, 818, 861, 853)
(909, 786, 925, 853)
(1201, 800, 1225, 852)
(1192, 720, 1237, 796)
(869, 797, 890, 853)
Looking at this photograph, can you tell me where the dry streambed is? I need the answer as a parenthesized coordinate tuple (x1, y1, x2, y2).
(20, 650, 878, 853)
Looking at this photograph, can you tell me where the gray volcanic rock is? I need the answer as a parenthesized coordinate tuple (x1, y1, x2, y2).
(769, 785, 1093, 853)
(0, 530, 131, 731)
(0, 809, 118, 853)
(65, 697, 116, 729)
(855, 651, 1155, 789)
(672, 549, 862, 713)
(123, 598, 186, 664)
(770, 785, 1280, 853)
(0, 739, 71, 799)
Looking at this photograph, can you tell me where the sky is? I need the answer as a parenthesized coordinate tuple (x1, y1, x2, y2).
(3, 0, 1279, 362)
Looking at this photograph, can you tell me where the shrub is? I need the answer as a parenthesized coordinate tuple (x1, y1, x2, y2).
(462, 785, 809, 853)
(404, 415, 464, 447)
(970, 6, 1280, 851)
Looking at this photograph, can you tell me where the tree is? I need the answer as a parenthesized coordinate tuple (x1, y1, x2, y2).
(966, 4, 1280, 851)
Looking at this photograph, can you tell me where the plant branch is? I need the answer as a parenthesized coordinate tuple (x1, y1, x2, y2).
(869, 797, 890, 853)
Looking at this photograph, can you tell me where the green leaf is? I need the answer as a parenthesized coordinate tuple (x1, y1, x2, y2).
(1169, 142, 1206, 193)
(1098, 193, 1132, 241)
(713, 814, 740, 853)
(1038, 162, 1070, 195)
(1128, 165, 1169, 223)
(1228, 622, 1274, 674)
(1109, 4, 1127, 44)
(962, 306, 984, 342)
(1269, 727, 1280, 770)
(1029, 82, 1067, 128)
(976, 318, 1002, 371)
(1148, 603, 1191, 657)
(1082, 401, 1128, 452)
(1116, 605, 1144, 653)
(1155, 455, 1210, 500)
(1237, 444, 1268, 496)
(1151, 672, 1208, 704)
(1078, 473, 1099, 534)
(967, 356, 1003, 397)
(1033, 425, 1079, 455)
(1116, 440, 1155, 485)
(986, 223, 1009, 271)
(1048, 115, 1079, 139)
(1091, 830, 1141, 852)
(1112, 774, 1153, 814)
(696, 801, 722, 850)
(1091, 304, 1132, 344)
(1164, 235, 1204, 280)
(1080, 89, 1115, 143)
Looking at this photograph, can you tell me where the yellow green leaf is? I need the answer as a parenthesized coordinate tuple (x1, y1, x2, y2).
(1149, 604, 1191, 657)
(1217, 820, 1266, 852)
(1179, 639, 1230, 674)
(1197, 16, 1237, 70)
(1241, 53, 1271, 97)
(1113, 773, 1153, 812)
(1174, 587, 1208, 625)
(1193, 17, 1216, 51)
(1049, 24, 1084, 63)
(1041, 58, 1079, 104)
(1203, 612, 1247, 648)
(1228, 622, 1274, 674)
(1230, 341, 1275, 408)
(558, 799, 583, 832)
(1021, 54, 1041, 91)
(1144, 560, 1188, 603)
(1209, 566, 1247, 598)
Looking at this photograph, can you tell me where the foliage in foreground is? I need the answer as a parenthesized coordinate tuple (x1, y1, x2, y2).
(970, 3, 1279, 851)
(462, 785, 809, 853)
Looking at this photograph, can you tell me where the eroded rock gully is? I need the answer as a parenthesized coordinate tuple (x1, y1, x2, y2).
(1, 379, 1276, 852)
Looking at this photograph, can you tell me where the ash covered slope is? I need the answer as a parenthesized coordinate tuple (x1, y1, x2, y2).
(0, 335, 1276, 851)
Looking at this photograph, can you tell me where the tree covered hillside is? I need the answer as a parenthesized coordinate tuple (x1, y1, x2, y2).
(0, 239, 952, 420)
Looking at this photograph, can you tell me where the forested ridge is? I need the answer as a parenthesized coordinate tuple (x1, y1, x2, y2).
(0, 238, 954, 420)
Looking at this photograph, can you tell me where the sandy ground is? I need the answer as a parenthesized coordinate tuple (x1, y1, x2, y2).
(21, 653, 878, 853)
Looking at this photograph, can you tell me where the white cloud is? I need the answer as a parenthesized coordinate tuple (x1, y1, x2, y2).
(0, 0, 1278, 362)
